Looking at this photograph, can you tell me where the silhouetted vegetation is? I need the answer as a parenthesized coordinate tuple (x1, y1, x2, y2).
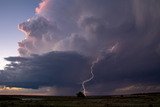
(0, 95, 20, 101)
(76, 91, 85, 98)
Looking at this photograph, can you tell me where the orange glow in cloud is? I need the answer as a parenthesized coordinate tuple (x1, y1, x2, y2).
(0, 86, 57, 95)
(35, 0, 49, 14)
(0, 86, 23, 91)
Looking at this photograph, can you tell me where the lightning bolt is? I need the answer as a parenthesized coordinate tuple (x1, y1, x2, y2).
(108, 42, 119, 53)
(81, 42, 119, 96)
(82, 57, 99, 95)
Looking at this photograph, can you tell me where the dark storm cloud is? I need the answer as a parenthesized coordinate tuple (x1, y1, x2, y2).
(1, 49, 160, 95)
(1, 0, 160, 95)
(88, 50, 160, 94)
(5, 56, 28, 62)
(1, 52, 90, 90)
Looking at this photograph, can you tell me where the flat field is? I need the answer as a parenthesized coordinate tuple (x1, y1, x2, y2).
(0, 93, 160, 107)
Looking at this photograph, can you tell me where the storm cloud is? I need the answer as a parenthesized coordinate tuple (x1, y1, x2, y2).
(1, 0, 160, 95)
(1, 52, 90, 94)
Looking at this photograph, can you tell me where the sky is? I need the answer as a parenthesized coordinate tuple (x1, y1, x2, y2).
(0, 0, 160, 96)
(0, 0, 40, 69)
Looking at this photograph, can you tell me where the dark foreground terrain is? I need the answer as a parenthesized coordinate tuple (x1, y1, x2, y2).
(0, 93, 160, 107)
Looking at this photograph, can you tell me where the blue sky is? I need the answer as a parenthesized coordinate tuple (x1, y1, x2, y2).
(0, 0, 40, 69)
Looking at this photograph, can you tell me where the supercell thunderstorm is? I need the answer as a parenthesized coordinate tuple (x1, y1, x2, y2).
(0, 0, 160, 95)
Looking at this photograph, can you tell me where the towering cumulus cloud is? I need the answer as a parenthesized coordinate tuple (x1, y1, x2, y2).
(1, 0, 160, 95)
(18, 16, 60, 56)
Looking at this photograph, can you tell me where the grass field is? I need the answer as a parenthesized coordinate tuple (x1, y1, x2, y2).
(0, 93, 160, 107)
